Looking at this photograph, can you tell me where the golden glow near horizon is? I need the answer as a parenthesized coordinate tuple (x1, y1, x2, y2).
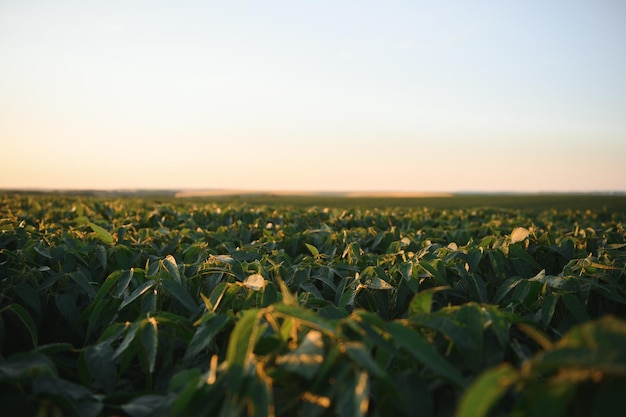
(1, 1, 625, 192)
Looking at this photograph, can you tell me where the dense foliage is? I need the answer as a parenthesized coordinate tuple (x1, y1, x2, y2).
(1, 194, 625, 417)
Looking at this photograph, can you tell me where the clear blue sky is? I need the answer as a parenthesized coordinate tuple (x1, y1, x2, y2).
(1, 0, 625, 192)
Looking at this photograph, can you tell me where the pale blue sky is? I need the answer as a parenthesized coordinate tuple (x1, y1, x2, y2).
(1, 0, 625, 192)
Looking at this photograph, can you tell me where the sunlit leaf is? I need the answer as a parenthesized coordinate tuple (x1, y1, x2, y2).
(163, 254, 181, 283)
(510, 227, 530, 244)
(305, 243, 320, 257)
(243, 274, 266, 291)
(88, 221, 114, 245)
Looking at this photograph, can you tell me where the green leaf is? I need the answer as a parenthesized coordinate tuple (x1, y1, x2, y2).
(121, 395, 170, 417)
(5, 304, 38, 347)
(408, 286, 448, 316)
(272, 304, 335, 333)
(386, 321, 466, 387)
(32, 374, 103, 417)
(344, 341, 389, 381)
(508, 244, 541, 271)
(69, 270, 96, 299)
(168, 369, 204, 417)
(276, 330, 325, 380)
(163, 255, 181, 283)
(113, 322, 140, 360)
(454, 364, 519, 417)
(336, 370, 369, 417)
(141, 317, 158, 374)
(55, 292, 80, 327)
(95, 245, 107, 269)
(84, 342, 117, 393)
(419, 259, 448, 286)
(0, 351, 56, 379)
(184, 314, 231, 361)
(561, 293, 589, 323)
(93, 270, 122, 305)
(360, 276, 394, 290)
(161, 279, 198, 313)
(247, 372, 274, 417)
(482, 305, 511, 349)
(226, 308, 261, 370)
(305, 243, 320, 257)
(116, 268, 135, 298)
(119, 280, 157, 310)
(14, 282, 41, 317)
(541, 293, 559, 326)
(88, 221, 114, 245)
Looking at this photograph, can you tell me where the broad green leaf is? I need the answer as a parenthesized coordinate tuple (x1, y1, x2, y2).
(276, 330, 324, 380)
(408, 286, 448, 316)
(119, 280, 157, 310)
(454, 364, 518, 417)
(31, 374, 103, 417)
(247, 372, 274, 417)
(482, 305, 511, 349)
(386, 321, 466, 387)
(33, 241, 53, 259)
(276, 277, 298, 306)
(493, 277, 523, 304)
(161, 279, 198, 313)
(94, 270, 122, 304)
(561, 293, 589, 323)
(163, 255, 181, 283)
(88, 221, 114, 245)
(527, 316, 626, 375)
(336, 370, 369, 417)
(55, 292, 80, 327)
(69, 270, 96, 299)
(272, 303, 335, 333)
(226, 308, 261, 370)
(541, 293, 559, 326)
(360, 276, 393, 290)
(508, 244, 542, 271)
(116, 268, 135, 298)
(84, 342, 117, 393)
(121, 395, 170, 417)
(141, 317, 158, 374)
(113, 322, 140, 360)
(419, 259, 448, 286)
(184, 314, 231, 361)
(95, 245, 107, 270)
(5, 304, 38, 347)
(305, 243, 320, 257)
(344, 341, 389, 381)
(455, 304, 486, 370)
(208, 282, 230, 311)
(14, 282, 41, 316)
(0, 351, 56, 379)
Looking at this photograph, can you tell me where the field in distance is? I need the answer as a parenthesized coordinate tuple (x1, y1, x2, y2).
(174, 189, 454, 198)
(3, 189, 625, 211)
(173, 190, 626, 212)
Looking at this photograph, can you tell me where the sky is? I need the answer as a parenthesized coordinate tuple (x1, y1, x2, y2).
(1, 0, 625, 193)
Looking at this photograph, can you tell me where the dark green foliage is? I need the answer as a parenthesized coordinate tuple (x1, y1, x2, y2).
(0, 193, 625, 416)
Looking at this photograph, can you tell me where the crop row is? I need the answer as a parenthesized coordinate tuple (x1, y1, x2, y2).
(1, 194, 625, 417)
